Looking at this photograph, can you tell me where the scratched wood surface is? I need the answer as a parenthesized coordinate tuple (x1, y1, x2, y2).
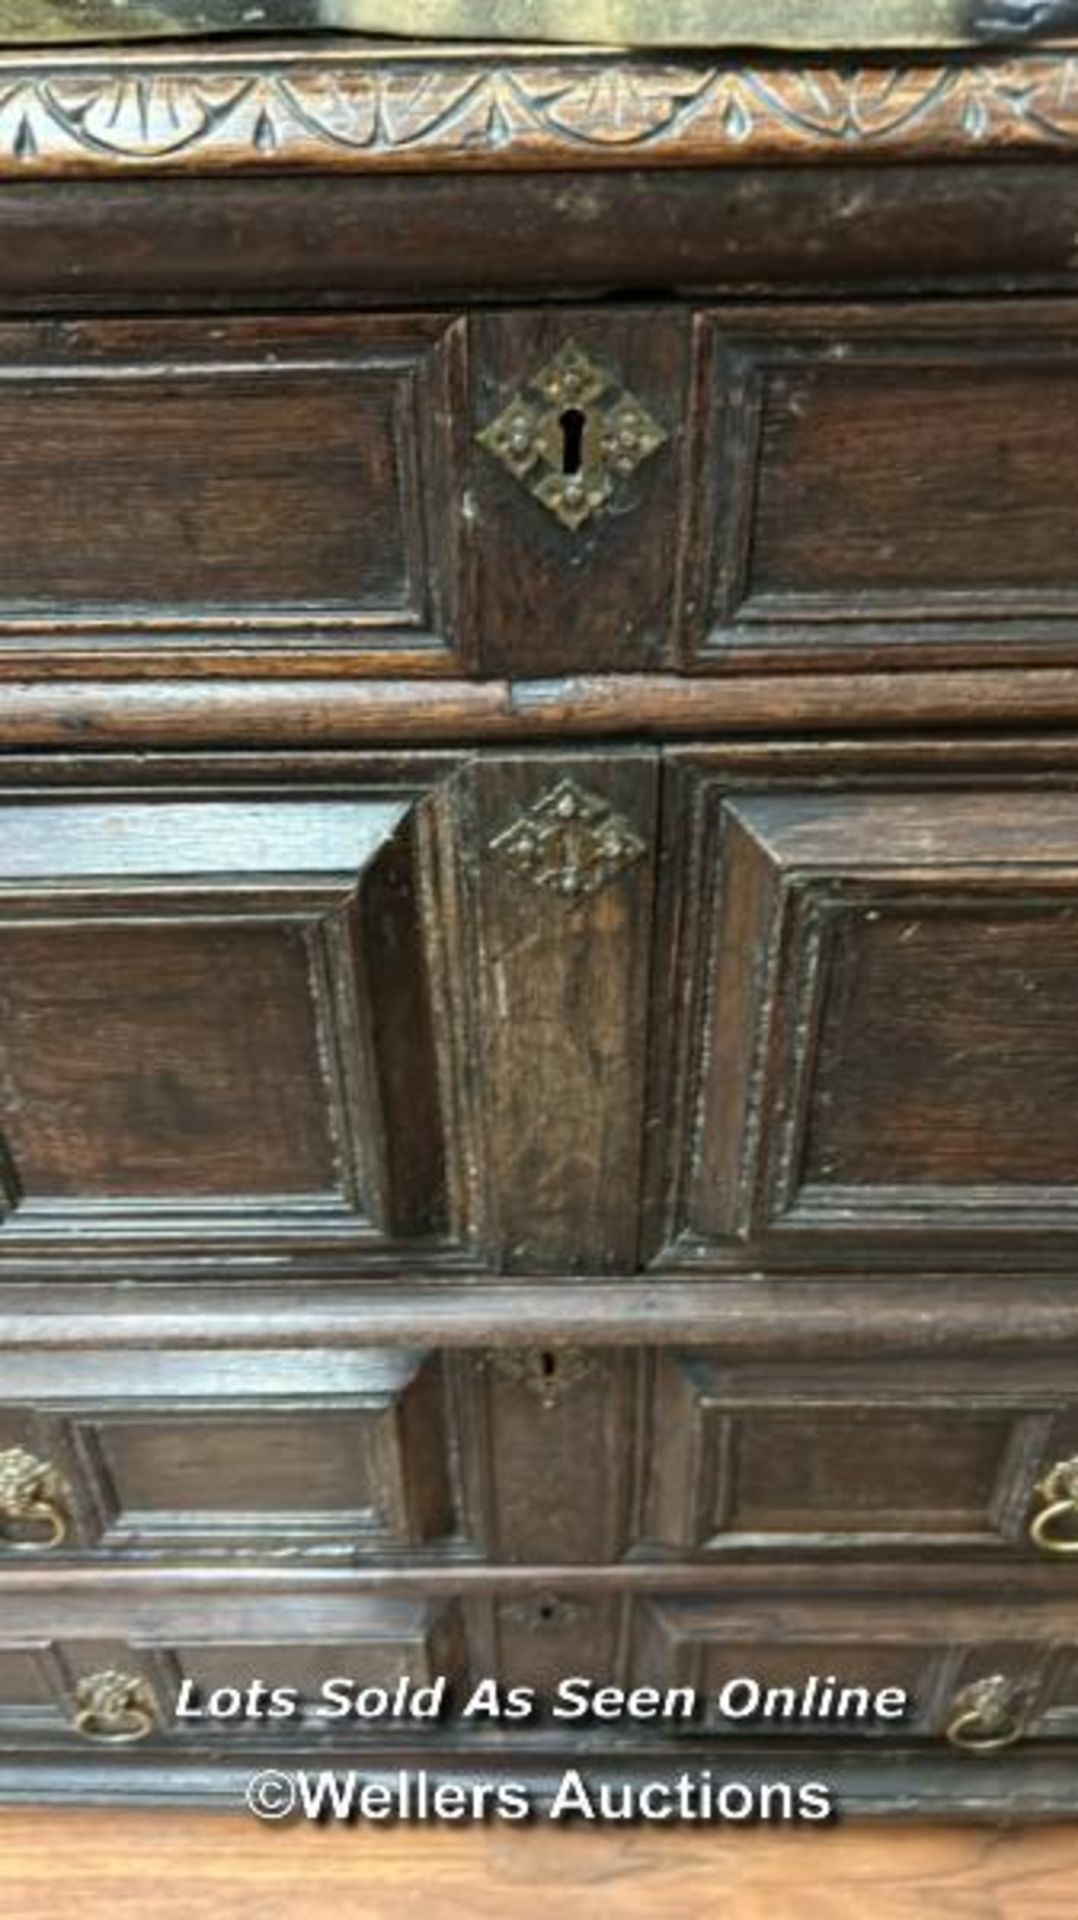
(0, 1813, 1076, 1918)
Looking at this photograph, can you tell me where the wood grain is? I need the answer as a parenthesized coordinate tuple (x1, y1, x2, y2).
(4, 37, 1078, 1832)
(4, 49, 1078, 180)
(0, 1812, 1075, 1919)
(0, 774, 479, 1280)
(470, 754, 658, 1271)
(685, 302, 1078, 670)
(4, 168, 1078, 310)
(19, 674, 1078, 745)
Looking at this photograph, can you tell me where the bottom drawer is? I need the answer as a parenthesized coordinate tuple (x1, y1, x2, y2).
(1, 1581, 1077, 1761)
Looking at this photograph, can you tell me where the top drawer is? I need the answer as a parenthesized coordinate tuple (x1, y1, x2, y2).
(6, 301, 1078, 678)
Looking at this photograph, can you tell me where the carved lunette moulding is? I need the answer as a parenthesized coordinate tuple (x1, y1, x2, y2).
(3, 51, 1078, 176)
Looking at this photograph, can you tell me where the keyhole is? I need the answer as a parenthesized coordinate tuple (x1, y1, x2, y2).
(559, 408, 586, 476)
(539, 1352, 558, 1383)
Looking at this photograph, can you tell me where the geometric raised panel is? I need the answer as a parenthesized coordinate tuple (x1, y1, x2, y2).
(0, 1602, 469, 1746)
(643, 1354, 1060, 1555)
(0, 314, 467, 671)
(685, 304, 1078, 672)
(0, 780, 473, 1277)
(627, 1593, 1049, 1740)
(1, 920, 340, 1201)
(75, 1352, 456, 1557)
(0, 1649, 63, 1727)
(662, 781, 1078, 1268)
(164, 1606, 467, 1734)
(0, 1348, 462, 1559)
(1030, 1651, 1078, 1740)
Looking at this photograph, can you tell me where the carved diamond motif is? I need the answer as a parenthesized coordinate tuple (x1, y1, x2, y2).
(489, 779, 647, 901)
(477, 339, 667, 530)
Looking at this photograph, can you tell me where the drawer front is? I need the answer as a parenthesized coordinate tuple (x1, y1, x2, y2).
(643, 1354, 1078, 1561)
(0, 307, 685, 678)
(10, 754, 1078, 1281)
(0, 773, 474, 1273)
(0, 315, 470, 672)
(0, 754, 657, 1280)
(652, 763, 1078, 1270)
(8, 299, 1078, 679)
(0, 1351, 459, 1561)
(1, 1586, 1075, 1757)
(0, 1596, 466, 1750)
(5, 1343, 1069, 1570)
(683, 301, 1078, 671)
(6, 295, 1076, 679)
(0, 1345, 633, 1570)
(630, 1592, 1078, 1748)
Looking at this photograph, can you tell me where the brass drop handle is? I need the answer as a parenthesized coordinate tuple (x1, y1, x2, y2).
(74, 1671, 159, 1746)
(1029, 1456, 1078, 1556)
(945, 1675, 1029, 1754)
(0, 1446, 70, 1552)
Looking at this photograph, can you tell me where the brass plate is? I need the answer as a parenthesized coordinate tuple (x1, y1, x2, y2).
(477, 340, 668, 533)
(5, 0, 1078, 49)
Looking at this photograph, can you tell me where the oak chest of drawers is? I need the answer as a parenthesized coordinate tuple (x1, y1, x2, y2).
(3, 28, 1078, 1819)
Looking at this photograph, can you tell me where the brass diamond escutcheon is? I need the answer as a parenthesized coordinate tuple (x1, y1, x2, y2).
(489, 778, 647, 901)
(477, 339, 667, 531)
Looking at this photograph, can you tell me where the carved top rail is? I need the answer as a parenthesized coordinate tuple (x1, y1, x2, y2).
(4, 40, 1078, 177)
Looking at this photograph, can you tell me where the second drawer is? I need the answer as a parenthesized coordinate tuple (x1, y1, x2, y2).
(2, 1344, 1078, 1568)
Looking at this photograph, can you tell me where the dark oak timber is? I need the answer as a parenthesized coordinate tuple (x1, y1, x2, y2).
(3, 32, 1078, 1820)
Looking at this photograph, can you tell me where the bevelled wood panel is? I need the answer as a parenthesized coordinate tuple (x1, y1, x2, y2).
(79, 1352, 454, 1557)
(164, 1603, 466, 1733)
(642, 1354, 1075, 1559)
(653, 768, 1078, 1270)
(682, 302, 1078, 671)
(0, 1348, 460, 1559)
(628, 1593, 1072, 1742)
(0, 1600, 467, 1746)
(0, 1650, 58, 1726)
(0, 315, 470, 672)
(0, 773, 478, 1278)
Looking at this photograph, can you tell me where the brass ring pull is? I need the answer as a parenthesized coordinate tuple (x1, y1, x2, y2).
(74, 1671, 158, 1746)
(0, 1447, 70, 1552)
(1029, 1456, 1078, 1556)
(945, 1675, 1028, 1755)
